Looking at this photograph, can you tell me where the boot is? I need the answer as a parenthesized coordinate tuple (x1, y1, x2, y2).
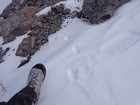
(26, 63, 46, 104)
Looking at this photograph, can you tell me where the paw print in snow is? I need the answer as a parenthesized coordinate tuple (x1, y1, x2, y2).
(67, 68, 79, 82)
(63, 36, 69, 41)
(72, 46, 80, 54)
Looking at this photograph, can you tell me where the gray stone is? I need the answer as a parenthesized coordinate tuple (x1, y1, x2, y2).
(81, 0, 131, 24)
(16, 34, 48, 57)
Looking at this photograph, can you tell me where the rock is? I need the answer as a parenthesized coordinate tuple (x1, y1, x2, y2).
(16, 4, 71, 57)
(0, 19, 15, 38)
(51, 4, 65, 13)
(17, 55, 31, 68)
(16, 36, 32, 57)
(16, 34, 48, 57)
(11, 20, 33, 36)
(1, 6, 40, 44)
(0, 0, 24, 19)
(3, 34, 16, 44)
(81, 0, 131, 24)
(20, 6, 41, 19)
(0, 0, 64, 44)
(0, 47, 10, 63)
(22, 0, 63, 7)
(3, 47, 10, 56)
(0, 58, 4, 63)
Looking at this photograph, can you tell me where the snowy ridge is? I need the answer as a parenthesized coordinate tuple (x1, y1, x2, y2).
(1, 0, 140, 105)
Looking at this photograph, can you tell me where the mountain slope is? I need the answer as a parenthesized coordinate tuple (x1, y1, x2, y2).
(1, 0, 140, 105)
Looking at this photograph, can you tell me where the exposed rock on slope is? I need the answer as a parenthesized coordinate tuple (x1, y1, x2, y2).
(16, 4, 70, 57)
(0, 0, 63, 19)
(0, 0, 131, 66)
(1, 6, 40, 44)
(0, 0, 64, 44)
(0, 0, 66, 64)
(80, 0, 131, 24)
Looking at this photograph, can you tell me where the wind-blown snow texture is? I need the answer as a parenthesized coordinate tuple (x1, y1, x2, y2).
(1, 0, 140, 105)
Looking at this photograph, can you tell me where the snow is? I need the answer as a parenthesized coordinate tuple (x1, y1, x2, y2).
(1, 0, 140, 105)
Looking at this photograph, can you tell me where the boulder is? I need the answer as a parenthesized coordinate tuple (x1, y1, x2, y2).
(51, 4, 65, 13)
(16, 34, 48, 57)
(0, 0, 64, 44)
(81, 0, 131, 24)
(0, 0, 72, 65)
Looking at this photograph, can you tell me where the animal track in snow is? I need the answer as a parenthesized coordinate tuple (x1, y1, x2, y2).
(72, 46, 80, 54)
(63, 36, 70, 41)
(67, 68, 79, 82)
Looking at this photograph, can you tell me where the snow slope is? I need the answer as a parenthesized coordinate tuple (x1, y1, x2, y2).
(1, 0, 140, 105)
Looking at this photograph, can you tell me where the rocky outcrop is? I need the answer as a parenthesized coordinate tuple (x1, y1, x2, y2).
(0, 0, 65, 45)
(0, 0, 67, 65)
(16, 33, 48, 57)
(17, 55, 31, 68)
(1, 6, 41, 44)
(0, 0, 131, 65)
(80, 0, 131, 24)
(0, 0, 62, 19)
(16, 4, 71, 57)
